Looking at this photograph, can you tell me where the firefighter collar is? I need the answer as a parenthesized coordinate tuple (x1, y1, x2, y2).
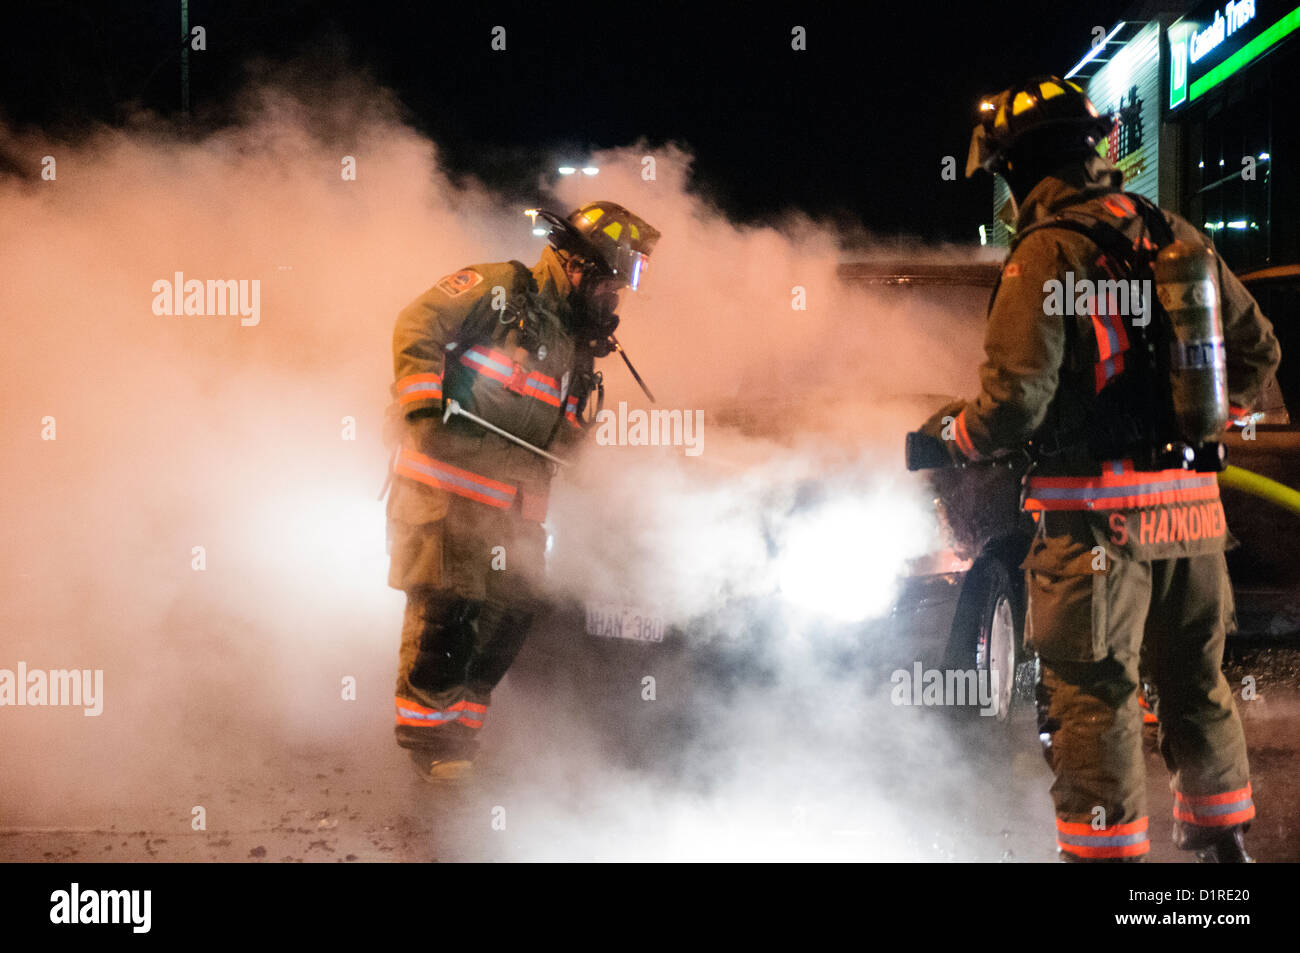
(1013, 155, 1125, 234)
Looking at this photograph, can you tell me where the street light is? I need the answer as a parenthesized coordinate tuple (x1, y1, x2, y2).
(524, 208, 549, 236)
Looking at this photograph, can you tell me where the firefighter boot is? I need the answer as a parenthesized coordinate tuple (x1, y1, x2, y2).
(408, 747, 476, 785)
(1196, 828, 1253, 863)
(1173, 821, 1254, 863)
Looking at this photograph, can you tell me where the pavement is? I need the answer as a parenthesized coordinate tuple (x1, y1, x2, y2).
(2, 640, 1296, 863)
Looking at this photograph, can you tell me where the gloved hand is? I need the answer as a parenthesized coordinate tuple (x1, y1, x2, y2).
(907, 399, 967, 470)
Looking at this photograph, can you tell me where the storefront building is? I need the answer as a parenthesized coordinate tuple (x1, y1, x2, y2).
(1167, 0, 1300, 271)
(989, 1, 1299, 274)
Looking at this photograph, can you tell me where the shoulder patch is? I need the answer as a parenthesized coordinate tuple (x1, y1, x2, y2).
(435, 268, 484, 298)
(1003, 262, 1022, 278)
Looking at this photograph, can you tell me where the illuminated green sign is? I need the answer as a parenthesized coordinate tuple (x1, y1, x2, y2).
(1170, 1, 1300, 107)
(1191, 5, 1300, 99)
(1170, 32, 1189, 107)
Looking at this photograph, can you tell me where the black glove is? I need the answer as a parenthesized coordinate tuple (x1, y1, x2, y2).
(905, 432, 955, 471)
(906, 399, 968, 470)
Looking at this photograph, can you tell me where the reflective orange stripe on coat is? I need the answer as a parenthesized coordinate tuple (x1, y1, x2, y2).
(1100, 193, 1138, 218)
(1174, 784, 1255, 828)
(395, 372, 443, 406)
(394, 696, 487, 729)
(394, 447, 517, 509)
(1056, 816, 1149, 859)
(1024, 461, 1220, 512)
(1090, 259, 1131, 394)
(459, 345, 563, 406)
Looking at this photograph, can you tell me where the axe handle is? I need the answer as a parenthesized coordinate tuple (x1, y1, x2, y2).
(443, 399, 571, 467)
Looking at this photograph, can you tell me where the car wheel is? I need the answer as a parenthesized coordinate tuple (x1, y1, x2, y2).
(979, 587, 1017, 723)
(948, 557, 1021, 723)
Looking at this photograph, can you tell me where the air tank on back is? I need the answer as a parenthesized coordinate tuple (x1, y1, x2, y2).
(1153, 239, 1229, 445)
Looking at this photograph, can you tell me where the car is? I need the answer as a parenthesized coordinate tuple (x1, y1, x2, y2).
(517, 260, 1032, 733)
(516, 259, 1300, 735)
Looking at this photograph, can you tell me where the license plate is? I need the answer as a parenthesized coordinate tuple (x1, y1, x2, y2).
(585, 603, 666, 643)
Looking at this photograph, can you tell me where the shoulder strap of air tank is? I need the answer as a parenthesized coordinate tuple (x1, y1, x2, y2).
(988, 196, 1166, 315)
(1017, 193, 1175, 264)
(1016, 214, 1132, 269)
(1127, 191, 1176, 249)
(451, 261, 534, 351)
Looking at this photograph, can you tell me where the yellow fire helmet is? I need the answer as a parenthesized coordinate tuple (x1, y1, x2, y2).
(533, 201, 661, 291)
(966, 75, 1112, 178)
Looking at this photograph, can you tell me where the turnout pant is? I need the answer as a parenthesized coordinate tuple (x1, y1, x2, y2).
(1024, 516, 1254, 861)
(387, 475, 547, 759)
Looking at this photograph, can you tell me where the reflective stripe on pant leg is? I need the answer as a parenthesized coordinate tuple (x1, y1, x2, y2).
(1056, 816, 1149, 859)
(1174, 784, 1255, 827)
(394, 696, 488, 730)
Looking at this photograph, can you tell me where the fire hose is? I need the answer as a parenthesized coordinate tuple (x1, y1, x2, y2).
(1219, 465, 1300, 518)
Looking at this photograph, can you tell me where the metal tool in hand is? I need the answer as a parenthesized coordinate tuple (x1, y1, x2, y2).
(443, 399, 572, 467)
(609, 334, 656, 403)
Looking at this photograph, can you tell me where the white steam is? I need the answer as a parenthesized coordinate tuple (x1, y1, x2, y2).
(0, 75, 1046, 861)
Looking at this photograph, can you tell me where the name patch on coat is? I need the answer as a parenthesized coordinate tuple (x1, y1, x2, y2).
(435, 268, 484, 297)
(1106, 500, 1228, 549)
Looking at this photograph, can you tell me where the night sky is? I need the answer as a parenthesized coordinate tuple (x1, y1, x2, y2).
(1, 1, 1132, 242)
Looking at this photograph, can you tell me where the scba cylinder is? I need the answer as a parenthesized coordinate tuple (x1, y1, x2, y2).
(1153, 240, 1229, 444)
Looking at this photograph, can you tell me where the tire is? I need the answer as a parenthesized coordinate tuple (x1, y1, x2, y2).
(946, 557, 1022, 723)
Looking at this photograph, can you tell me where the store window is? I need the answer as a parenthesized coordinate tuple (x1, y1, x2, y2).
(1181, 40, 1299, 272)
(1184, 71, 1271, 270)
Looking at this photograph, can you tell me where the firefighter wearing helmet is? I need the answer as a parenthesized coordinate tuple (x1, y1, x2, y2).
(917, 76, 1280, 860)
(385, 200, 660, 783)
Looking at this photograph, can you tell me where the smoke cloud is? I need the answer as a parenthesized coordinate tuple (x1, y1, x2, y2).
(0, 71, 1050, 861)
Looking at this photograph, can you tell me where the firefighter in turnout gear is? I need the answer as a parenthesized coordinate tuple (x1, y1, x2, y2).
(924, 77, 1280, 860)
(386, 201, 660, 782)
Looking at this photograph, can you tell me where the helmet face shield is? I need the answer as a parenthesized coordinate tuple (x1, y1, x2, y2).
(564, 201, 659, 291)
(619, 248, 650, 291)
